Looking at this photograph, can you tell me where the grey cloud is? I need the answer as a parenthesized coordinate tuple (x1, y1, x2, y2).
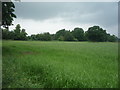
(14, 2, 118, 34)
(56, 3, 118, 27)
(14, 2, 74, 20)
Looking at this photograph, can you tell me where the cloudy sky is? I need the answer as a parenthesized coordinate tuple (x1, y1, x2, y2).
(9, 2, 118, 36)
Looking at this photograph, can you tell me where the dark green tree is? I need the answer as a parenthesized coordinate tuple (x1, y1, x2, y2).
(55, 29, 74, 41)
(107, 34, 117, 42)
(14, 24, 21, 40)
(50, 34, 55, 41)
(72, 27, 85, 41)
(43, 32, 51, 41)
(2, 24, 28, 40)
(85, 26, 107, 42)
(55, 29, 66, 40)
(2, 28, 15, 40)
(2, 28, 10, 39)
(20, 29, 27, 40)
(12, 24, 27, 40)
(64, 31, 74, 41)
(2, 2, 16, 29)
(31, 34, 37, 40)
(36, 34, 43, 40)
(33, 32, 51, 41)
(9, 31, 15, 40)
(58, 36, 64, 41)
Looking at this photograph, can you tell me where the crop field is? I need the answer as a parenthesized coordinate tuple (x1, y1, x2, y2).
(2, 41, 118, 88)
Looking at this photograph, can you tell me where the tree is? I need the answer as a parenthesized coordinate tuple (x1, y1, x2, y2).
(85, 26, 107, 42)
(14, 24, 21, 40)
(31, 32, 51, 41)
(55, 29, 74, 41)
(11, 24, 27, 40)
(51, 34, 55, 41)
(9, 31, 15, 40)
(2, 28, 14, 40)
(72, 27, 85, 41)
(64, 31, 74, 41)
(2, 2, 16, 29)
(31, 34, 37, 40)
(107, 34, 117, 42)
(58, 36, 64, 41)
(2, 28, 10, 39)
(2, 24, 27, 40)
(55, 29, 66, 40)
(20, 29, 27, 40)
(43, 32, 51, 41)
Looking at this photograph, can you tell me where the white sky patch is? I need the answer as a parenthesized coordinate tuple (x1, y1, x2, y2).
(10, 18, 90, 35)
(9, 18, 117, 36)
(105, 24, 118, 36)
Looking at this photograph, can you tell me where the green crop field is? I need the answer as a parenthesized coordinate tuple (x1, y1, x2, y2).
(2, 41, 118, 88)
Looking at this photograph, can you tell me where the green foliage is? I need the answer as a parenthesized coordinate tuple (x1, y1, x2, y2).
(55, 29, 74, 41)
(2, 25, 118, 42)
(14, 24, 21, 40)
(85, 26, 108, 42)
(37, 32, 51, 41)
(2, 29, 10, 40)
(58, 36, 64, 41)
(2, 24, 27, 40)
(64, 31, 74, 41)
(50, 34, 55, 41)
(107, 34, 118, 42)
(72, 27, 85, 41)
(30, 32, 51, 41)
(2, 2, 16, 29)
(30, 34, 37, 40)
(55, 29, 66, 40)
(20, 29, 28, 40)
(2, 41, 118, 88)
(54, 26, 117, 42)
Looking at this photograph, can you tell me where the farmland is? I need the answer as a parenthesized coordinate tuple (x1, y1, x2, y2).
(2, 41, 118, 88)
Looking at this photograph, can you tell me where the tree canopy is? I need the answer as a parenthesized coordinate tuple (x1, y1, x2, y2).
(55, 29, 66, 40)
(2, 24, 27, 40)
(2, 2, 16, 29)
(85, 26, 108, 42)
(72, 27, 85, 41)
(2, 24, 118, 42)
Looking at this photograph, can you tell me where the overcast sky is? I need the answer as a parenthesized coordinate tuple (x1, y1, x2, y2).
(9, 2, 118, 36)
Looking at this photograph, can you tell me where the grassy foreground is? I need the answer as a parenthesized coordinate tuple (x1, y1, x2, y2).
(2, 41, 118, 88)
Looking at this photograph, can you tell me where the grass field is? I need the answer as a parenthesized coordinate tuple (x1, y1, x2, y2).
(2, 41, 118, 88)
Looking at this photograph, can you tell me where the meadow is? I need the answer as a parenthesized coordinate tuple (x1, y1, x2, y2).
(2, 41, 118, 88)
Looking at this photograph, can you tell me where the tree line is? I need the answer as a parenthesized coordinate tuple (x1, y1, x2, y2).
(2, 24, 27, 40)
(2, 24, 118, 42)
(1, 2, 118, 42)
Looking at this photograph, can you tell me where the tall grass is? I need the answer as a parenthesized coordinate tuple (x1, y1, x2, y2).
(2, 41, 118, 88)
